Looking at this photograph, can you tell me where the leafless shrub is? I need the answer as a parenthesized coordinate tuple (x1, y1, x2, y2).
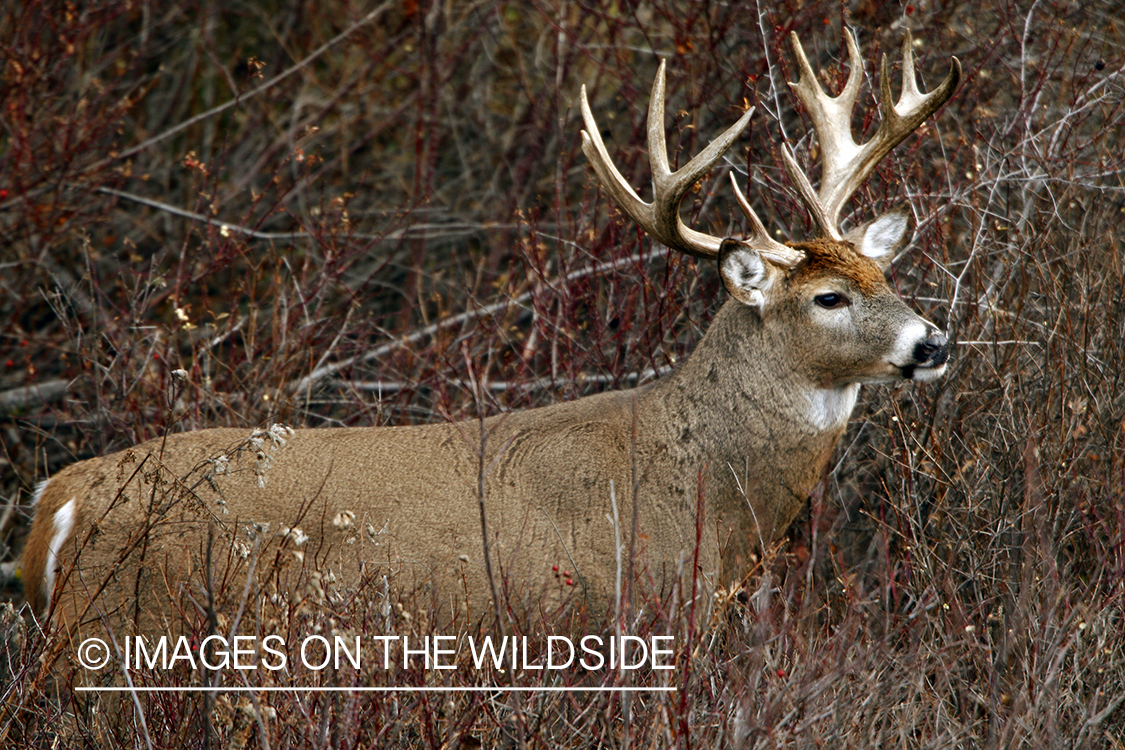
(2, 0, 1123, 747)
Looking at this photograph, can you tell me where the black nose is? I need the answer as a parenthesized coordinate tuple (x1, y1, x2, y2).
(915, 332, 949, 365)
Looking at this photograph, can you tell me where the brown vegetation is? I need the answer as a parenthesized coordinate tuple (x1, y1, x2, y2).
(1, 0, 1122, 747)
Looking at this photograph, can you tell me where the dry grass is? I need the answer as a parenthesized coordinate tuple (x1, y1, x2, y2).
(1, 0, 1123, 747)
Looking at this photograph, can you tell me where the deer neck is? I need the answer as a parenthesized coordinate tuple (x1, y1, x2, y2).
(645, 299, 859, 439)
(634, 299, 855, 539)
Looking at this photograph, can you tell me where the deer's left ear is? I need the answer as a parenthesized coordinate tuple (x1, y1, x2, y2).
(719, 238, 785, 311)
(844, 206, 911, 271)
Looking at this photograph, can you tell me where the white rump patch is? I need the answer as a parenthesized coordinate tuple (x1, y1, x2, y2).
(31, 479, 49, 507)
(44, 497, 77, 608)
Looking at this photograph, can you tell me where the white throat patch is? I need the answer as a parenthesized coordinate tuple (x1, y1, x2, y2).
(809, 384, 861, 431)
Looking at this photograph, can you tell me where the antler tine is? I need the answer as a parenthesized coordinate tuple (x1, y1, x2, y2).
(728, 172, 804, 268)
(783, 29, 864, 240)
(580, 60, 755, 260)
(787, 29, 961, 239)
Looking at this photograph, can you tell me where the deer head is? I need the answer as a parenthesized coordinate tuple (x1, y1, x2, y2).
(579, 30, 959, 390)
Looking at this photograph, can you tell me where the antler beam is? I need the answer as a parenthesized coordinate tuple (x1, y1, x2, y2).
(785, 29, 961, 239)
(579, 30, 958, 264)
(580, 61, 800, 266)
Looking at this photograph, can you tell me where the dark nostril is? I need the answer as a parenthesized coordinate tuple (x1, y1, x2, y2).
(916, 332, 949, 364)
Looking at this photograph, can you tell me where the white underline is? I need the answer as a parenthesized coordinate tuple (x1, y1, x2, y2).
(77, 686, 676, 693)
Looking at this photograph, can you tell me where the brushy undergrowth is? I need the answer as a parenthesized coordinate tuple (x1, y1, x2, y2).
(1, 0, 1123, 747)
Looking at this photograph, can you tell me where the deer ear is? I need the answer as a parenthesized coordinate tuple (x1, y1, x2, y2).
(720, 239, 777, 310)
(845, 206, 911, 271)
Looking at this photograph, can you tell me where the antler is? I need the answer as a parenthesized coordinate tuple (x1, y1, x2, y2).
(580, 61, 802, 267)
(784, 29, 961, 240)
(579, 31, 958, 263)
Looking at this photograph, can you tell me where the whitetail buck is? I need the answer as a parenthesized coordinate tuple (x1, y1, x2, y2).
(21, 30, 958, 636)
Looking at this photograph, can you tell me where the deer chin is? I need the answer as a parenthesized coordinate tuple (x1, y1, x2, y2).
(844, 359, 945, 385)
(899, 362, 947, 382)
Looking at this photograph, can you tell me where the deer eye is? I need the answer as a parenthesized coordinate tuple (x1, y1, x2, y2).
(814, 292, 849, 309)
